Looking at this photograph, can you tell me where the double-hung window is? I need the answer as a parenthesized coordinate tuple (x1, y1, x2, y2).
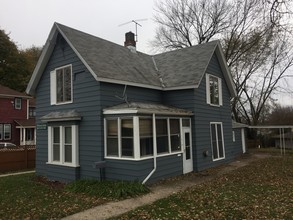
(206, 73, 222, 106)
(48, 125, 79, 166)
(210, 123, 225, 160)
(50, 65, 72, 105)
(14, 98, 22, 110)
(0, 124, 11, 140)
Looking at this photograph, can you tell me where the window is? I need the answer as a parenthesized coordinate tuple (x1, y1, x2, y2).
(140, 118, 153, 157)
(170, 119, 180, 152)
(121, 119, 134, 157)
(0, 125, 2, 140)
(210, 123, 225, 160)
(15, 98, 22, 109)
(25, 128, 35, 141)
(206, 74, 222, 106)
(106, 120, 119, 156)
(48, 125, 79, 166)
(29, 107, 36, 118)
(50, 65, 72, 105)
(156, 119, 169, 154)
(1, 124, 11, 140)
(105, 118, 134, 158)
(232, 131, 235, 142)
(105, 117, 188, 160)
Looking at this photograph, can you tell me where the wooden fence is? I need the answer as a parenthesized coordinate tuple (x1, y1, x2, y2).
(0, 146, 36, 173)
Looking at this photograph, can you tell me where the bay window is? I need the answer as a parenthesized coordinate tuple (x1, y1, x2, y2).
(105, 117, 188, 160)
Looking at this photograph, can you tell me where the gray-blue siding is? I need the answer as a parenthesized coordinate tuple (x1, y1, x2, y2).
(35, 37, 183, 182)
(35, 35, 242, 183)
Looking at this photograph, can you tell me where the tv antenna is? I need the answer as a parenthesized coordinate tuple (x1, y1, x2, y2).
(119, 19, 148, 42)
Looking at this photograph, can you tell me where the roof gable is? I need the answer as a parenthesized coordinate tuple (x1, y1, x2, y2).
(26, 23, 236, 97)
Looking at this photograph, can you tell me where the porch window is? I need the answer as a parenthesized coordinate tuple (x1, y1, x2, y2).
(140, 118, 153, 157)
(170, 119, 180, 152)
(206, 73, 222, 106)
(156, 119, 169, 154)
(210, 123, 225, 160)
(105, 117, 190, 160)
(48, 125, 79, 166)
(50, 65, 72, 105)
(106, 119, 119, 156)
(25, 128, 35, 141)
(121, 119, 134, 157)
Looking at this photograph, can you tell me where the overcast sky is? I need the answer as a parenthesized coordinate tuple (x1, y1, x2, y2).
(1, 0, 292, 105)
(0, 0, 156, 53)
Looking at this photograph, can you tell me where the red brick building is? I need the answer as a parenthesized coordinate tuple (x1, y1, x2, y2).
(0, 84, 35, 146)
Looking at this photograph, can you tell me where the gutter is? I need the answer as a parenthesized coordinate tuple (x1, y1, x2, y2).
(142, 114, 157, 184)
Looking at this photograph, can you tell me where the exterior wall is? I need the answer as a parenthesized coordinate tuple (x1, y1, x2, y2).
(35, 36, 102, 182)
(192, 54, 236, 171)
(232, 128, 245, 155)
(0, 96, 28, 145)
(34, 36, 241, 183)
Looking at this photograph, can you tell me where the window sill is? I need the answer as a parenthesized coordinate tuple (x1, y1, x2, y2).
(46, 162, 80, 168)
(52, 100, 73, 106)
(208, 103, 222, 107)
(105, 151, 183, 161)
(212, 157, 225, 162)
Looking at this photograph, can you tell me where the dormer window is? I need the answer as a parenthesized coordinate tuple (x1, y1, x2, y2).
(15, 98, 22, 110)
(50, 65, 72, 105)
(206, 73, 222, 106)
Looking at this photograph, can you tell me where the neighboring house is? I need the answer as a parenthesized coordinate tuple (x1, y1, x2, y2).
(0, 84, 36, 146)
(26, 23, 243, 183)
(274, 131, 293, 150)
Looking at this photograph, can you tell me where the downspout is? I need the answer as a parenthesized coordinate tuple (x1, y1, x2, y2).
(142, 113, 157, 184)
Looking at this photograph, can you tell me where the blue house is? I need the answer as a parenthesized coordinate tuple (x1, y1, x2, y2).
(26, 23, 243, 183)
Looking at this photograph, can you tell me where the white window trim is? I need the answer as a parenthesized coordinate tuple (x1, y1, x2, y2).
(15, 98, 22, 110)
(50, 64, 73, 105)
(47, 125, 79, 167)
(3, 124, 11, 140)
(206, 73, 223, 106)
(210, 122, 225, 161)
(104, 116, 189, 161)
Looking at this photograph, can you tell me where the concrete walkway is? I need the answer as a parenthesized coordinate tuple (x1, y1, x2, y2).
(63, 153, 269, 220)
(0, 170, 35, 178)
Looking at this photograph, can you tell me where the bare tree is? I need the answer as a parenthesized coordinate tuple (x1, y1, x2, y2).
(153, 0, 293, 125)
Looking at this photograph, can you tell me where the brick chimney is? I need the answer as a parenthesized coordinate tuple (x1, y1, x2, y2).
(124, 32, 136, 47)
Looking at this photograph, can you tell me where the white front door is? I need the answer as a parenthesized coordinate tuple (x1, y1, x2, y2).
(183, 127, 193, 174)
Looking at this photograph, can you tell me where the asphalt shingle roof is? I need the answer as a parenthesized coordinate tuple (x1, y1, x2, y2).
(27, 23, 236, 96)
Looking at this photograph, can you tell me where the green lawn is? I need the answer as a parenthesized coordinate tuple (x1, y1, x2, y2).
(114, 155, 293, 220)
(0, 174, 148, 219)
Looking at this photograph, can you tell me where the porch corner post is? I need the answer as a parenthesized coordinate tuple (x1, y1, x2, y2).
(142, 113, 157, 184)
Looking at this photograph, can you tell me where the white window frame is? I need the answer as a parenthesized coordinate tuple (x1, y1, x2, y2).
(210, 122, 225, 161)
(47, 125, 79, 167)
(1, 124, 11, 140)
(104, 116, 189, 161)
(15, 98, 22, 110)
(206, 73, 223, 106)
(50, 64, 73, 105)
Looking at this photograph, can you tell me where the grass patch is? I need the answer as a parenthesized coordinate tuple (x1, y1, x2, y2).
(66, 179, 150, 199)
(0, 175, 149, 219)
(249, 147, 293, 155)
(114, 155, 293, 220)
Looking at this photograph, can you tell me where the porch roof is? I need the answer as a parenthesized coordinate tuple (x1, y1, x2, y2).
(15, 118, 36, 128)
(103, 102, 193, 116)
(40, 110, 82, 122)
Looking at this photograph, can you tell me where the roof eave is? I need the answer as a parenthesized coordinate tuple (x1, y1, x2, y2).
(214, 42, 237, 97)
(26, 24, 59, 96)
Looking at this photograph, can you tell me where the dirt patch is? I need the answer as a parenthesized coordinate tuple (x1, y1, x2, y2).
(33, 175, 66, 190)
